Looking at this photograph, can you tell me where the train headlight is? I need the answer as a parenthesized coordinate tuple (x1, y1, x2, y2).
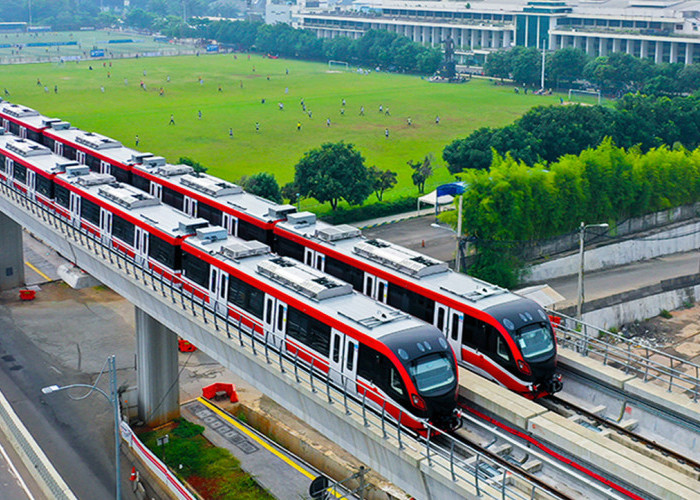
(411, 394, 427, 411)
(517, 359, 532, 375)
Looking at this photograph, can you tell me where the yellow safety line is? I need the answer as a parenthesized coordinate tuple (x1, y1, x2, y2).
(24, 261, 51, 281)
(196, 398, 343, 498)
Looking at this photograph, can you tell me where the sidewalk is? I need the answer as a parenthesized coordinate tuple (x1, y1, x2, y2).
(357, 207, 444, 229)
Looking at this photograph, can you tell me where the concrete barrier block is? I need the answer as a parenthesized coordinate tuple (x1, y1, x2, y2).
(557, 350, 635, 390)
(57, 263, 101, 289)
(623, 377, 700, 429)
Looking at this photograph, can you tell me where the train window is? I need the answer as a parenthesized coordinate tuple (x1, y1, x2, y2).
(277, 304, 284, 331)
(517, 323, 555, 361)
(27, 130, 41, 143)
(409, 354, 455, 394)
(276, 237, 305, 262)
(346, 345, 355, 371)
(43, 137, 55, 150)
(228, 275, 264, 319)
(387, 284, 435, 323)
(148, 234, 178, 269)
(132, 174, 150, 192)
(182, 252, 211, 288)
(111, 214, 135, 246)
(286, 306, 330, 357)
(85, 154, 100, 172)
(162, 186, 184, 210)
(496, 336, 510, 362)
(265, 300, 273, 324)
(462, 316, 493, 353)
(436, 308, 445, 331)
(80, 198, 100, 225)
(238, 219, 267, 243)
(390, 368, 404, 396)
(36, 174, 52, 198)
(13, 163, 27, 184)
(332, 336, 340, 363)
(0, 153, 5, 172)
(63, 144, 76, 161)
(325, 255, 364, 291)
(8, 122, 19, 135)
(111, 166, 129, 183)
(197, 203, 222, 226)
(54, 184, 70, 209)
(451, 314, 460, 341)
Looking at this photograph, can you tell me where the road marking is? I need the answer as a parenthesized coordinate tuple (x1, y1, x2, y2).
(197, 398, 343, 498)
(49, 366, 62, 375)
(0, 437, 36, 500)
(24, 261, 50, 282)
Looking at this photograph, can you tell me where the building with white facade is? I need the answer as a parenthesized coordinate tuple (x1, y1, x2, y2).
(298, 0, 700, 65)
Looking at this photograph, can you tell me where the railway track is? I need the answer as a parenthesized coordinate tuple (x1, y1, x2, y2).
(544, 394, 700, 481)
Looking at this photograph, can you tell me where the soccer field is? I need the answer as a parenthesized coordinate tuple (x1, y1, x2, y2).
(0, 52, 560, 208)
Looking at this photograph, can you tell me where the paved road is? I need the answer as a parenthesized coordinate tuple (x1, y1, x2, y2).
(0, 427, 42, 500)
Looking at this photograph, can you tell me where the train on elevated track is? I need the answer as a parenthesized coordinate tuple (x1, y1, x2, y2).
(0, 129, 460, 433)
(0, 100, 562, 400)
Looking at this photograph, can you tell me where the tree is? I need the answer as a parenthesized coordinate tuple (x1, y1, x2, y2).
(178, 156, 207, 175)
(368, 166, 398, 201)
(408, 154, 434, 193)
(281, 182, 299, 204)
(483, 50, 511, 80)
(294, 142, 372, 210)
(547, 48, 588, 86)
(510, 47, 541, 85)
(239, 172, 282, 204)
(443, 128, 496, 173)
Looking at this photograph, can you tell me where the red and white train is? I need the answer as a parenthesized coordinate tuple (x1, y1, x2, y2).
(0, 129, 460, 433)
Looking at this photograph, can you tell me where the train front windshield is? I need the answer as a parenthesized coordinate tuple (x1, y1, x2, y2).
(409, 354, 455, 394)
(516, 323, 555, 360)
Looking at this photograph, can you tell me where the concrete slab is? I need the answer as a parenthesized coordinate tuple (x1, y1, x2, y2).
(458, 368, 547, 430)
(528, 413, 700, 500)
(57, 264, 101, 289)
(557, 349, 636, 390)
(623, 377, 700, 428)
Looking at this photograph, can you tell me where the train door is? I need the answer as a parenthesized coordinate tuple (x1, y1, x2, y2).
(54, 142, 63, 156)
(149, 182, 162, 200)
(363, 273, 388, 303)
(100, 161, 111, 175)
(263, 296, 286, 349)
(69, 191, 81, 226)
(76, 151, 86, 165)
(183, 196, 198, 217)
(329, 330, 344, 385)
(434, 303, 449, 337)
(5, 158, 13, 179)
(26, 170, 36, 199)
(1, 119, 7, 130)
(19, 127, 27, 139)
(303, 249, 325, 272)
(448, 311, 463, 361)
(134, 227, 149, 265)
(100, 209, 112, 244)
(343, 337, 359, 391)
(208, 267, 228, 313)
(222, 213, 238, 236)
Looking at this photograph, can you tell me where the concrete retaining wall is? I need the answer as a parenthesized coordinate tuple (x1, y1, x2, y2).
(524, 221, 700, 283)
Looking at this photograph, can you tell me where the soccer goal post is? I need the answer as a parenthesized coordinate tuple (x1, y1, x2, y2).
(568, 88, 601, 105)
(328, 60, 350, 70)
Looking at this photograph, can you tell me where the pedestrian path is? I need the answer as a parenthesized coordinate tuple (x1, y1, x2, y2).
(182, 398, 351, 500)
(357, 207, 438, 229)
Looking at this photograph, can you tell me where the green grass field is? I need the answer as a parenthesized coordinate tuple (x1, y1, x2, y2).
(0, 51, 561, 210)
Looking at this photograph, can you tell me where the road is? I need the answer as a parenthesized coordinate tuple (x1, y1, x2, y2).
(0, 427, 42, 500)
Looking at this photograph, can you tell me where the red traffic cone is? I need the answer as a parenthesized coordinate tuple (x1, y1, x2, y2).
(130, 466, 137, 482)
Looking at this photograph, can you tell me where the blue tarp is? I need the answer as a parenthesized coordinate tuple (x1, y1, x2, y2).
(436, 182, 467, 197)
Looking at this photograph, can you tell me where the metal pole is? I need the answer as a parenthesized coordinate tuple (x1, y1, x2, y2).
(576, 221, 585, 319)
(455, 194, 463, 273)
(540, 43, 546, 90)
(110, 355, 122, 500)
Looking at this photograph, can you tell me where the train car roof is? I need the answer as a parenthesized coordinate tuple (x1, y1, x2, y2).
(183, 230, 431, 341)
(43, 125, 143, 165)
(0, 132, 76, 175)
(276, 213, 526, 313)
(55, 168, 207, 239)
(0, 102, 55, 131)
(132, 160, 297, 224)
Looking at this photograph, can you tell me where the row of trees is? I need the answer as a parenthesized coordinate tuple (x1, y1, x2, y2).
(447, 141, 700, 287)
(443, 94, 700, 172)
(484, 47, 700, 96)
(195, 22, 444, 74)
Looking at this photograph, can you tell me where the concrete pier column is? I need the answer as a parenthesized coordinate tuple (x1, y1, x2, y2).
(670, 42, 678, 63)
(135, 307, 180, 426)
(655, 42, 663, 64)
(0, 212, 24, 290)
(686, 43, 694, 65)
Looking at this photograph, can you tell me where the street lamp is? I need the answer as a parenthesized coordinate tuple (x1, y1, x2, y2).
(42, 355, 122, 500)
(576, 222, 609, 319)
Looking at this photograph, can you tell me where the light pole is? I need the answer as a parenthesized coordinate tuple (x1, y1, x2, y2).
(42, 355, 122, 500)
(576, 222, 609, 319)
